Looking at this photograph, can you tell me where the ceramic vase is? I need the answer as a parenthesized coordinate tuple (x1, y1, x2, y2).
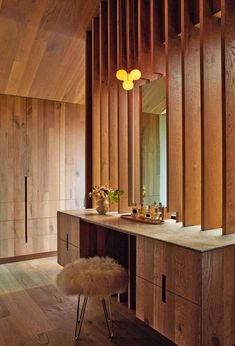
(96, 198, 109, 215)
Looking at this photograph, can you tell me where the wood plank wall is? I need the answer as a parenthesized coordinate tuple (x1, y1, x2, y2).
(86, 0, 235, 234)
(0, 94, 85, 257)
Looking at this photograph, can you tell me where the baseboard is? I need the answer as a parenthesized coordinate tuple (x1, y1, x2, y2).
(0, 251, 57, 264)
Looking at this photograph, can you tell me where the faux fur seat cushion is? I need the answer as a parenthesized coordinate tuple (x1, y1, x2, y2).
(56, 257, 128, 297)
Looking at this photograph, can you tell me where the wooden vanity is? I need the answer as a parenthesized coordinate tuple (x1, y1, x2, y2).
(57, 210, 235, 346)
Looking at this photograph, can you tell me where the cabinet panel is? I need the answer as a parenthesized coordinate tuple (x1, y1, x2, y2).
(0, 96, 26, 204)
(26, 99, 60, 202)
(15, 218, 57, 239)
(136, 236, 201, 305)
(14, 235, 57, 256)
(57, 238, 80, 267)
(57, 212, 80, 247)
(136, 276, 201, 346)
(0, 221, 14, 240)
(154, 284, 201, 346)
(136, 276, 154, 328)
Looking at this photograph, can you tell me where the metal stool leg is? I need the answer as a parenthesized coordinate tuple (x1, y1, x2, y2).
(101, 297, 114, 338)
(75, 295, 88, 340)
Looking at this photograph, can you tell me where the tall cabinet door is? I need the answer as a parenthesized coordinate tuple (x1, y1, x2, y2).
(0, 96, 26, 258)
(14, 99, 60, 256)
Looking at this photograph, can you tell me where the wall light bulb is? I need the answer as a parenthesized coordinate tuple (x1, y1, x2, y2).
(116, 69, 128, 81)
(122, 80, 134, 91)
(129, 69, 141, 81)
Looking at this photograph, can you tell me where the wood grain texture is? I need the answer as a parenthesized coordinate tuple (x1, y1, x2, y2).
(221, 0, 235, 234)
(0, 0, 100, 104)
(181, 0, 201, 226)
(165, 0, 183, 219)
(201, 247, 235, 346)
(200, 0, 222, 230)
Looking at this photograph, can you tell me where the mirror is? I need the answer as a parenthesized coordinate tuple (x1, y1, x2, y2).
(141, 77, 167, 207)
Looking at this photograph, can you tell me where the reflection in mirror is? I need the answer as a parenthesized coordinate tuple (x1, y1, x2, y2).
(141, 77, 167, 207)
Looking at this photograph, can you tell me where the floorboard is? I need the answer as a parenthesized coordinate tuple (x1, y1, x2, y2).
(0, 257, 174, 346)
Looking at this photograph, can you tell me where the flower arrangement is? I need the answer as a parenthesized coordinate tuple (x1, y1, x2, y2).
(89, 185, 124, 204)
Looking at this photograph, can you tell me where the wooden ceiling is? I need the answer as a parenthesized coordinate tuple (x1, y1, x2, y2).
(0, 0, 100, 104)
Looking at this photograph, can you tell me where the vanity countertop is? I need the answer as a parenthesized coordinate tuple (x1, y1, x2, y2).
(58, 209, 235, 252)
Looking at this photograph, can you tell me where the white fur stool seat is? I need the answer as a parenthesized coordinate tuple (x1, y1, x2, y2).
(56, 256, 128, 296)
(56, 256, 128, 340)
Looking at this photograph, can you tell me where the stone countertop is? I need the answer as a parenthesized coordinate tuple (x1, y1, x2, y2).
(58, 209, 235, 252)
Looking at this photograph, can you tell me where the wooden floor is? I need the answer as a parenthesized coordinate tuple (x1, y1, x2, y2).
(0, 257, 174, 346)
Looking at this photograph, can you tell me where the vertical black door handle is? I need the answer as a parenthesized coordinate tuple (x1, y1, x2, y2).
(162, 274, 166, 303)
(66, 234, 69, 251)
(25, 176, 28, 243)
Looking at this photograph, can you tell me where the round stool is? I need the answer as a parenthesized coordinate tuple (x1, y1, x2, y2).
(56, 256, 128, 340)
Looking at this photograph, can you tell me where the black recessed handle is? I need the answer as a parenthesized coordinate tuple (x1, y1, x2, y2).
(162, 274, 166, 303)
(25, 176, 28, 243)
(66, 234, 69, 251)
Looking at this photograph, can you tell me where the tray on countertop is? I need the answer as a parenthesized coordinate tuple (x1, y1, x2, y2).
(120, 214, 164, 225)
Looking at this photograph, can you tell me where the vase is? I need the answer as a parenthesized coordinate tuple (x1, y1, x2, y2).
(96, 198, 109, 215)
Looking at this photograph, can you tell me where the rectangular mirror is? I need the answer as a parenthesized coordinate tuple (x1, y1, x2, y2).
(141, 76, 167, 207)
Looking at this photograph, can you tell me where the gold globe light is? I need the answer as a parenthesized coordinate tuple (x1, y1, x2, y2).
(122, 80, 134, 91)
(129, 69, 141, 81)
(116, 69, 128, 81)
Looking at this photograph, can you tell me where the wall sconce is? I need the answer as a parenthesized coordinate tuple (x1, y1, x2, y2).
(116, 69, 141, 90)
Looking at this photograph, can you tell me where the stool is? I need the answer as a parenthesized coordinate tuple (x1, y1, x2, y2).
(56, 256, 128, 340)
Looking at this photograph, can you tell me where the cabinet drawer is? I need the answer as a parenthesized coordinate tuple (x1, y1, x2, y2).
(57, 238, 80, 267)
(136, 276, 154, 328)
(57, 212, 79, 247)
(136, 276, 201, 346)
(136, 236, 201, 305)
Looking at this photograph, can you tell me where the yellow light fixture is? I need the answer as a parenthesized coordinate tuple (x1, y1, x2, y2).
(129, 69, 142, 81)
(122, 80, 134, 91)
(116, 68, 141, 90)
(116, 69, 128, 81)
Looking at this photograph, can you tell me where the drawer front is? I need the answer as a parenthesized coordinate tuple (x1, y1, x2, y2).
(136, 276, 201, 346)
(57, 238, 80, 267)
(136, 276, 154, 328)
(136, 236, 201, 305)
(57, 212, 79, 247)
(154, 283, 201, 346)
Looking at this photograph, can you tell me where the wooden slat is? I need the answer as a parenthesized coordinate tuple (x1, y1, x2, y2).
(118, 85, 130, 212)
(100, 1, 109, 185)
(221, 0, 235, 234)
(117, 0, 127, 69)
(92, 18, 101, 193)
(165, 0, 182, 220)
(108, 0, 118, 197)
(138, 0, 152, 76)
(85, 31, 93, 208)
(126, 0, 138, 71)
(150, 0, 165, 75)
(181, 0, 201, 226)
(200, 0, 222, 230)
(117, 0, 130, 212)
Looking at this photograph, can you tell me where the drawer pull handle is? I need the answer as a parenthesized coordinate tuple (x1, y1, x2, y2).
(162, 274, 166, 303)
(66, 234, 69, 251)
